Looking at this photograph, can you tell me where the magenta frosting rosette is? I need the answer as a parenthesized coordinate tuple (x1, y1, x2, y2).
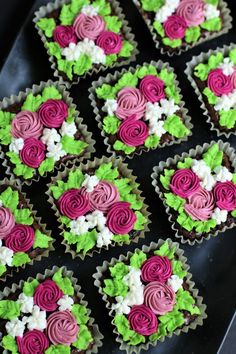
(17, 330, 49, 354)
(128, 304, 158, 336)
(170, 169, 200, 198)
(144, 281, 176, 315)
(58, 188, 90, 220)
(73, 13, 105, 40)
(38, 99, 68, 128)
(106, 201, 137, 235)
(116, 87, 147, 120)
(53, 25, 77, 48)
(176, 0, 205, 27)
(5, 225, 35, 252)
(139, 75, 165, 103)
(164, 15, 187, 40)
(118, 114, 149, 147)
(34, 280, 63, 312)
(11, 111, 43, 140)
(0, 207, 15, 239)
(184, 187, 215, 221)
(87, 181, 120, 213)
(46, 310, 79, 345)
(20, 138, 46, 168)
(207, 69, 233, 97)
(96, 30, 122, 54)
(213, 181, 236, 211)
(141, 255, 172, 283)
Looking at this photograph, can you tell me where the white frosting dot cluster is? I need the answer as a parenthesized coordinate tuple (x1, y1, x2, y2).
(58, 295, 74, 311)
(9, 138, 24, 154)
(82, 174, 100, 192)
(167, 275, 183, 292)
(204, 3, 220, 20)
(0, 240, 13, 266)
(155, 0, 180, 23)
(214, 89, 236, 112)
(219, 58, 235, 76)
(62, 39, 106, 65)
(81, 4, 99, 16)
(103, 99, 118, 116)
(17, 293, 34, 313)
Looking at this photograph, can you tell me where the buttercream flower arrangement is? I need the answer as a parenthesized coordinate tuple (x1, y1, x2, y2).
(47, 157, 150, 258)
(0, 182, 53, 280)
(133, 0, 232, 54)
(152, 141, 236, 244)
(0, 82, 94, 183)
(0, 267, 103, 353)
(93, 239, 206, 352)
(89, 62, 192, 157)
(34, 0, 137, 85)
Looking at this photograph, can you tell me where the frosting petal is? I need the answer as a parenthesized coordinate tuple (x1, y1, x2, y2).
(118, 114, 149, 147)
(164, 15, 187, 40)
(106, 201, 136, 235)
(139, 75, 165, 103)
(38, 99, 68, 128)
(58, 188, 90, 219)
(86, 181, 120, 213)
(184, 187, 215, 221)
(5, 225, 35, 252)
(20, 138, 46, 168)
(116, 87, 147, 120)
(73, 13, 105, 40)
(0, 207, 15, 239)
(207, 69, 233, 97)
(17, 330, 49, 354)
(141, 256, 172, 283)
(128, 304, 158, 336)
(53, 25, 77, 48)
(34, 280, 63, 312)
(170, 169, 200, 198)
(11, 111, 43, 140)
(144, 281, 176, 315)
(176, 0, 205, 26)
(96, 30, 122, 54)
(213, 181, 236, 211)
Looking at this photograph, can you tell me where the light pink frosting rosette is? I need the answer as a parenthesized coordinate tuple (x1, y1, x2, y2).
(5, 225, 35, 252)
(118, 115, 149, 147)
(128, 304, 158, 336)
(73, 13, 105, 40)
(230, 70, 236, 89)
(17, 330, 49, 354)
(213, 181, 236, 211)
(58, 188, 90, 220)
(106, 201, 137, 235)
(96, 31, 122, 54)
(11, 111, 43, 139)
(139, 75, 165, 103)
(86, 181, 120, 213)
(176, 0, 205, 27)
(0, 207, 15, 239)
(20, 138, 46, 168)
(164, 15, 187, 40)
(34, 280, 63, 312)
(170, 169, 200, 198)
(184, 187, 215, 221)
(207, 69, 233, 96)
(38, 99, 68, 128)
(46, 310, 79, 345)
(144, 281, 176, 315)
(141, 256, 172, 283)
(53, 25, 77, 48)
(116, 87, 147, 120)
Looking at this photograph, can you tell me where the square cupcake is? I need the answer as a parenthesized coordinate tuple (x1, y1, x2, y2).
(152, 140, 236, 245)
(89, 61, 192, 158)
(34, 0, 138, 87)
(0, 80, 95, 185)
(46, 156, 150, 259)
(0, 179, 53, 281)
(93, 239, 207, 353)
(133, 0, 232, 55)
(185, 43, 236, 136)
(0, 266, 103, 353)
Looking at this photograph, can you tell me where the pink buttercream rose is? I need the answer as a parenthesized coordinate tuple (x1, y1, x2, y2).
(11, 111, 43, 139)
(170, 169, 200, 198)
(53, 25, 77, 48)
(164, 15, 187, 40)
(47, 310, 79, 345)
(176, 0, 205, 27)
(139, 75, 165, 103)
(116, 87, 147, 120)
(144, 281, 176, 315)
(73, 13, 105, 40)
(0, 207, 15, 239)
(5, 225, 35, 252)
(230, 70, 236, 89)
(184, 187, 215, 221)
(128, 304, 158, 336)
(118, 115, 149, 147)
(17, 330, 49, 354)
(38, 99, 68, 128)
(58, 188, 90, 219)
(86, 181, 120, 213)
(141, 256, 172, 283)
(106, 201, 137, 235)
(207, 69, 233, 96)
(213, 181, 236, 211)
(34, 280, 63, 312)
(20, 138, 46, 168)
(96, 31, 122, 54)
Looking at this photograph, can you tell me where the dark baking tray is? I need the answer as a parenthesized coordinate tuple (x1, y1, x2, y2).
(0, 1, 235, 353)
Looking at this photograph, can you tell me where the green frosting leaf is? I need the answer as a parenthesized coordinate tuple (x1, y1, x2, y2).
(203, 143, 223, 170)
(0, 300, 20, 320)
(103, 278, 128, 297)
(194, 219, 217, 233)
(219, 109, 236, 129)
(59, 4, 76, 25)
(45, 42, 61, 60)
(194, 63, 210, 81)
(135, 65, 157, 78)
(163, 37, 182, 48)
(37, 18, 56, 37)
(164, 115, 189, 138)
(6, 151, 21, 165)
(0, 125, 11, 145)
(208, 53, 224, 69)
(110, 262, 129, 279)
(42, 86, 62, 101)
(130, 251, 147, 269)
(114, 178, 133, 197)
(94, 0, 111, 16)
(118, 41, 134, 58)
(113, 140, 136, 155)
(33, 229, 53, 249)
(177, 212, 195, 231)
(165, 84, 180, 104)
(14, 208, 33, 225)
(2, 335, 18, 353)
(50, 180, 68, 199)
(112, 234, 130, 244)
(103, 115, 120, 134)
(73, 55, 92, 76)
(0, 187, 19, 212)
(13, 164, 35, 180)
(23, 279, 39, 296)
(0, 265, 7, 277)
(104, 15, 122, 33)
(71, 304, 89, 325)
(158, 307, 185, 332)
(52, 268, 74, 295)
(164, 192, 185, 212)
(172, 259, 187, 279)
(144, 135, 160, 148)
(176, 288, 201, 315)
(95, 162, 119, 181)
(70, 0, 89, 14)
(58, 59, 73, 80)
(140, 0, 164, 11)
(231, 209, 236, 217)
(160, 169, 175, 190)
(21, 92, 43, 112)
(203, 87, 218, 104)
(232, 173, 236, 184)
(45, 344, 70, 354)
(67, 169, 85, 189)
(149, 322, 167, 341)
(201, 17, 222, 31)
(61, 135, 88, 155)
(76, 229, 97, 255)
(229, 48, 236, 65)
(63, 231, 78, 245)
(177, 157, 192, 169)
(153, 20, 164, 37)
(105, 54, 117, 66)
(96, 83, 115, 99)
(205, 0, 219, 4)
(114, 314, 145, 345)
(38, 157, 55, 176)
(185, 26, 201, 43)
(134, 211, 147, 230)
(159, 68, 174, 86)
(0, 110, 14, 127)
(72, 324, 93, 350)
(154, 240, 176, 259)
(122, 193, 142, 210)
(115, 73, 138, 92)
(66, 106, 76, 123)
(12, 252, 31, 267)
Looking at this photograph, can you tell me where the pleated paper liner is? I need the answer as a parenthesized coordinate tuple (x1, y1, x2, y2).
(46, 155, 151, 260)
(93, 238, 207, 354)
(151, 140, 236, 246)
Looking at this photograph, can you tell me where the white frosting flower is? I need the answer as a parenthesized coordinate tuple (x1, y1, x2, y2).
(103, 99, 118, 116)
(25, 305, 47, 331)
(17, 293, 34, 313)
(77, 39, 106, 64)
(96, 227, 113, 247)
(70, 216, 90, 236)
(149, 120, 166, 137)
(86, 210, 106, 231)
(160, 98, 179, 117)
(58, 295, 74, 311)
(82, 173, 100, 192)
(111, 296, 131, 315)
(46, 142, 67, 162)
(62, 42, 81, 61)
(41, 128, 61, 146)
(204, 4, 220, 20)
(155, 0, 180, 23)
(191, 159, 211, 179)
(200, 173, 216, 191)
(125, 287, 144, 306)
(0, 247, 13, 266)
(214, 94, 234, 111)
(219, 58, 235, 76)
(6, 318, 26, 338)
(123, 267, 143, 290)
(214, 166, 232, 182)
(81, 4, 99, 16)
(211, 207, 228, 225)
(144, 102, 163, 121)
(9, 138, 24, 154)
(60, 121, 77, 137)
(167, 275, 183, 292)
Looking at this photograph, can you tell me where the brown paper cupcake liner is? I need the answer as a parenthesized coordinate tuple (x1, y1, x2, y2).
(46, 155, 151, 260)
(0, 265, 103, 354)
(0, 79, 95, 186)
(33, 0, 139, 89)
(185, 43, 236, 138)
(88, 60, 193, 160)
(0, 177, 54, 282)
(151, 140, 236, 245)
(93, 238, 207, 354)
(133, 0, 232, 56)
